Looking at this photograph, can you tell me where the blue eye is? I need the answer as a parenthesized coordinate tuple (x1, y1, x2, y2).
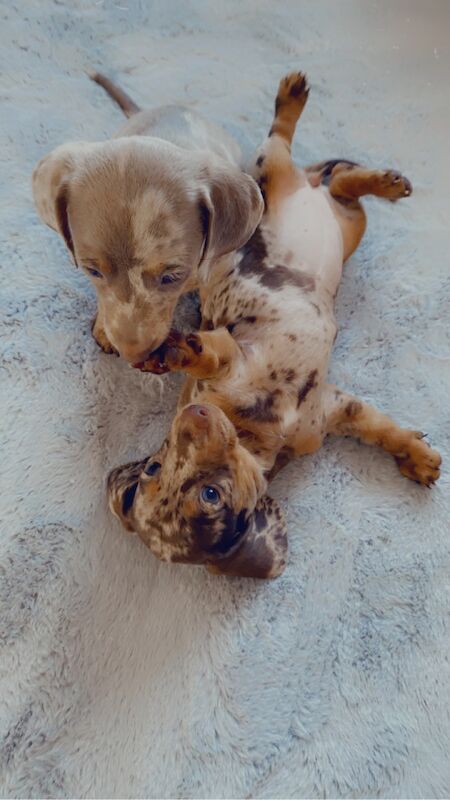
(144, 461, 161, 476)
(201, 486, 220, 504)
(87, 267, 103, 279)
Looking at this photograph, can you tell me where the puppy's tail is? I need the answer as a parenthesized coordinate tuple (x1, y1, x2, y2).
(87, 70, 140, 118)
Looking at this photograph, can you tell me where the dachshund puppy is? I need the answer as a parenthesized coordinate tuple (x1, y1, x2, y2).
(109, 72, 441, 578)
(32, 72, 263, 363)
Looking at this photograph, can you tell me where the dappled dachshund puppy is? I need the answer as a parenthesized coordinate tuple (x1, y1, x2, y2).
(32, 71, 263, 363)
(109, 72, 441, 578)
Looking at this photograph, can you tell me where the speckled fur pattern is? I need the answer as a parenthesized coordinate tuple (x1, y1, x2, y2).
(109, 72, 440, 578)
(32, 77, 263, 365)
(1, 1, 450, 798)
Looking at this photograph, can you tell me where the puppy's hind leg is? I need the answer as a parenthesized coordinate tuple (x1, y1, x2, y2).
(323, 385, 441, 487)
(328, 164, 412, 205)
(251, 71, 310, 209)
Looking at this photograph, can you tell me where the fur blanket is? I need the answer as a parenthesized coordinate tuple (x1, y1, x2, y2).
(1, 1, 449, 797)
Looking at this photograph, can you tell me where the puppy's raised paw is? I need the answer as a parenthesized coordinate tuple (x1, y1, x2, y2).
(277, 71, 309, 109)
(380, 170, 412, 201)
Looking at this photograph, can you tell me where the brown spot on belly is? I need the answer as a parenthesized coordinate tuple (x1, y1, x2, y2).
(260, 265, 315, 292)
(236, 390, 281, 423)
(238, 230, 315, 293)
(284, 368, 296, 383)
(297, 370, 318, 408)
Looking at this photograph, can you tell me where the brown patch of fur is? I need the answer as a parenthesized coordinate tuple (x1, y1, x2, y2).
(345, 400, 362, 418)
(238, 232, 315, 292)
(236, 390, 281, 423)
(297, 370, 318, 408)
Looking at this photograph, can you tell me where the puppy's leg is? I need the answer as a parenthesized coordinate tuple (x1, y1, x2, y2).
(323, 386, 441, 486)
(251, 71, 309, 208)
(92, 311, 118, 355)
(140, 328, 241, 380)
(328, 164, 412, 205)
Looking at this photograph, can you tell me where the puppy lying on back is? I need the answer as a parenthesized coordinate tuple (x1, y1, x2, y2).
(32, 72, 263, 363)
(109, 72, 441, 578)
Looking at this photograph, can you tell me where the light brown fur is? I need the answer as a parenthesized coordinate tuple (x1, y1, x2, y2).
(108, 72, 441, 578)
(32, 74, 263, 363)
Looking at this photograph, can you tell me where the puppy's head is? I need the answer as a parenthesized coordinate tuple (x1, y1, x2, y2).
(108, 403, 287, 578)
(33, 138, 263, 363)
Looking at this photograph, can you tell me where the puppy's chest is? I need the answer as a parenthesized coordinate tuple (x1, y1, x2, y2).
(197, 223, 336, 454)
(192, 352, 324, 459)
(201, 227, 321, 335)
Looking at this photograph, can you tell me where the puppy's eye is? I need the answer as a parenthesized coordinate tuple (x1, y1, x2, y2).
(144, 461, 161, 476)
(159, 268, 184, 286)
(86, 267, 103, 279)
(200, 486, 220, 504)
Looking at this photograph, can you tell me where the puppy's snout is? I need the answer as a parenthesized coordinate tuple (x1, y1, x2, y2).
(120, 344, 161, 365)
(180, 404, 211, 430)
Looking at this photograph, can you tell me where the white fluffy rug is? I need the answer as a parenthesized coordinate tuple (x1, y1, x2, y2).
(1, 1, 449, 797)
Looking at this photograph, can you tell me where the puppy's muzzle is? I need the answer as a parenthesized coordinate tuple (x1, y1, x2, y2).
(176, 403, 237, 447)
(108, 458, 146, 531)
(180, 404, 211, 430)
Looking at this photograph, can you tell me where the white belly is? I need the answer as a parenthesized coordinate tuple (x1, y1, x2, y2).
(275, 184, 343, 288)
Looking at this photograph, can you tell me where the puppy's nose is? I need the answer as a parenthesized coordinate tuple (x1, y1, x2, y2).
(180, 404, 210, 430)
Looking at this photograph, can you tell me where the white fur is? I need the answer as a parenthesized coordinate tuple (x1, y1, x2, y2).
(1, 2, 449, 798)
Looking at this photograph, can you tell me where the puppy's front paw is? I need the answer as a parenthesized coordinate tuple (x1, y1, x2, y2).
(91, 315, 118, 355)
(380, 170, 412, 201)
(135, 331, 203, 374)
(165, 330, 204, 370)
(395, 432, 441, 486)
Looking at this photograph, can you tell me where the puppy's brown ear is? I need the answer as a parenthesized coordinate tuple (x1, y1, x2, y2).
(108, 459, 147, 533)
(207, 496, 288, 579)
(199, 164, 264, 263)
(32, 142, 93, 260)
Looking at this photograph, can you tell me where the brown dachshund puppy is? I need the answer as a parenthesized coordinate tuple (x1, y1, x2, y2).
(32, 72, 263, 363)
(109, 72, 441, 578)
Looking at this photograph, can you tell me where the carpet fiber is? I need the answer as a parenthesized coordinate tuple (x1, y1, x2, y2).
(1, 1, 449, 797)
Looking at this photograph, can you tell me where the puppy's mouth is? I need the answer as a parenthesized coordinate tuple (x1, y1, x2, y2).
(133, 341, 169, 374)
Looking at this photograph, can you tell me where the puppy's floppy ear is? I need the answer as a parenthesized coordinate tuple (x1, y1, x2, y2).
(108, 459, 147, 533)
(198, 162, 264, 263)
(207, 496, 288, 579)
(32, 142, 93, 259)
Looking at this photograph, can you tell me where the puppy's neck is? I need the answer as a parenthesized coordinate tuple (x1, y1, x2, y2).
(197, 251, 238, 300)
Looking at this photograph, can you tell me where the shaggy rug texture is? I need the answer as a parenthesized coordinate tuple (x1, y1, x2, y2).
(1, 1, 449, 797)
